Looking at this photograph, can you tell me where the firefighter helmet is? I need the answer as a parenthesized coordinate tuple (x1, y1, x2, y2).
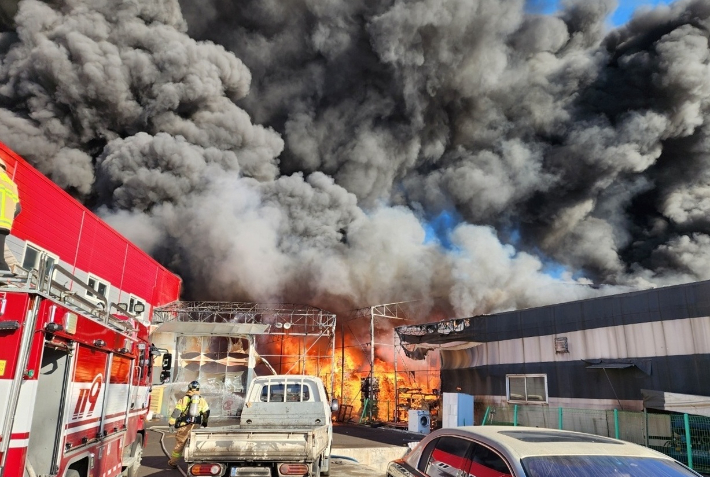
(188, 380, 200, 391)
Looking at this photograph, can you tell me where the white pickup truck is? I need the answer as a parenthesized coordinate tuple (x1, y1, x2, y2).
(184, 375, 338, 477)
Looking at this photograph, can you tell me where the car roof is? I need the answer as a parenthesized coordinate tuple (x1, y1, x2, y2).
(436, 426, 675, 460)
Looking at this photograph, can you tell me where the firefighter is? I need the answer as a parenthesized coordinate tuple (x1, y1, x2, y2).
(0, 157, 20, 274)
(168, 380, 210, 468)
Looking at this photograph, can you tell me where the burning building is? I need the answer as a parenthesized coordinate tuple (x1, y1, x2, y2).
(151, 301, 337, 418)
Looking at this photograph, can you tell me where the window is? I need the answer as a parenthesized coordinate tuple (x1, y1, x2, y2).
(418, 436, 513, 477)
(86, 274, 110, 304)
(507, 375, 548, 403)
(522, 455, 699, 477)
(470, 443, 512, 477)
(22, 242, 58, 281)
(260, 383, 311, 402)
(425, 436, 473, 477)
(418, 438, 440, 473)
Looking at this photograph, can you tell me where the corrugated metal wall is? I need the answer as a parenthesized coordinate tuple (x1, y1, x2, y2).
(0, 142, 182, 311)
(405, 280, 710, 408)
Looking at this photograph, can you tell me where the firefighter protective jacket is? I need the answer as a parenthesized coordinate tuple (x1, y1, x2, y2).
(0, 169, 19, 231)
(169, 390, 210, 427)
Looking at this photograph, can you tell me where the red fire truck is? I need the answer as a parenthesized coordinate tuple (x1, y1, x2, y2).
(0, 142, 182, 477)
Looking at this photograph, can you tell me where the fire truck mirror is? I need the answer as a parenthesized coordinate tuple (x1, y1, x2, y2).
(162, 352, 172, 370)
(160, 370, 171, 383)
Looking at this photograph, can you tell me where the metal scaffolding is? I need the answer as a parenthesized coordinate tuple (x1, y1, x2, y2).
(153, 301, 336, 333)
(153, 301, 338, 406)
(343, 302, 418, 423)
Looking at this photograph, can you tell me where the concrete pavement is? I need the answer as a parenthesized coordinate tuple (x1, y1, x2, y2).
(137, 420, 426, 477)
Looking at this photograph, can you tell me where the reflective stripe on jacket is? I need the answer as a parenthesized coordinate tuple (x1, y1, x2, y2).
(0, 171, 18, 231)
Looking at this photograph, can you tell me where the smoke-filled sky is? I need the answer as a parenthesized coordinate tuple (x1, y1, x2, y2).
(0, 0, 709, 320)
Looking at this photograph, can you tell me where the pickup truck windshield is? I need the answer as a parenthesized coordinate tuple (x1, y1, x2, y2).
(521, 455, 698, 477)
(260, 383, 311, 402)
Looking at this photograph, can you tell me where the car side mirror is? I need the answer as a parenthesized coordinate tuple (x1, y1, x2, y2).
(330, 399, 339, 413)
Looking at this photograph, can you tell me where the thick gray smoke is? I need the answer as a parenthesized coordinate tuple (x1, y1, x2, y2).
(0, 0, 709, 318)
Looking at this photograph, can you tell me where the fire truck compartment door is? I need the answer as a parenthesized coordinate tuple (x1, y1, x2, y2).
(27, 346, 71, 476)
(153, 322, 269, 336)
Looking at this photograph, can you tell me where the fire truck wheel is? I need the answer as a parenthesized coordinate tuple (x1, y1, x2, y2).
(123, 440, 143, 477)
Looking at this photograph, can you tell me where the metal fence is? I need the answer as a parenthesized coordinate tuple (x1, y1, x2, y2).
(482, 405, 710, 473)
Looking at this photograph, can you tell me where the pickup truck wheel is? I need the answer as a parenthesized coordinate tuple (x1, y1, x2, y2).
(311, 459, 321, 477)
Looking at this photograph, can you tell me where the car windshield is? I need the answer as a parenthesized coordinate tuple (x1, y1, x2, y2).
(522, 456, 698, 477)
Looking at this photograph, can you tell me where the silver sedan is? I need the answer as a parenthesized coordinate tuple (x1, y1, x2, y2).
(387, 426, 702, 477)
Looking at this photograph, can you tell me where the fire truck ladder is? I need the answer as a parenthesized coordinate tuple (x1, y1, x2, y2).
(0, 254, 144, 476)
(0, 255, 140, 332)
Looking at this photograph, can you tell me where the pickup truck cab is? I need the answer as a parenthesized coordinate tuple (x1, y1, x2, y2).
(184, 375, 338, 477)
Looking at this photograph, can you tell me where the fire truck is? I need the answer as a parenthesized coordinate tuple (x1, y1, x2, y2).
(0, 142, 182, 477)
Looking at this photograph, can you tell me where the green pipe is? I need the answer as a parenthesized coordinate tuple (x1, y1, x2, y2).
(684, 413, 693, 470)
(558, 407, 563, 430)
(482, 406, 490, 426)
(514, 405, 518, 426)
(614, 409, 619, 439)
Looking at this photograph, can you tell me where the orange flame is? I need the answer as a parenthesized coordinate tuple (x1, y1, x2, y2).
(260, 328, 440, 423)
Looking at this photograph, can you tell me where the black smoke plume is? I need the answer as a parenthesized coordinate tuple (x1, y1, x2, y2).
(1, 0, 709, 318)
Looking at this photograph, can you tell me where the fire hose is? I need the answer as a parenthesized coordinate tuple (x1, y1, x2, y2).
(149, 426, 187, 477)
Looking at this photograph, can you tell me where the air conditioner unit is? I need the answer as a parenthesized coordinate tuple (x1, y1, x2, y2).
(408, 410, 431, 434)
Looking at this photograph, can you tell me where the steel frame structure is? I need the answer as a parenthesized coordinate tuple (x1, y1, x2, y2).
(153, 301, 337, 396)
(345, 302, 413, 423)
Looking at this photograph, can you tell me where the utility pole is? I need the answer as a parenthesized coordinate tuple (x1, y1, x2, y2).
(344, 302, 414, 424)
(393, 332, 398, 424)
(356, 302, 412, 423)
(369, 306, 375, 422)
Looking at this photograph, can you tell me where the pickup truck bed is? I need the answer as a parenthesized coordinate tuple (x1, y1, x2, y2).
(185, 424, 330, 462)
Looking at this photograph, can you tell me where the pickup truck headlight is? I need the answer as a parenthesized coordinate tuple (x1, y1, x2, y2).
(189, 463, 225, 476)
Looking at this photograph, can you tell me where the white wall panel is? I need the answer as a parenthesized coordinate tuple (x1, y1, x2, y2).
(662, 320, 694, 356)
(522, 336, 541, 363)
(457, 316, 710, 366)
(691, 317, 710, 352)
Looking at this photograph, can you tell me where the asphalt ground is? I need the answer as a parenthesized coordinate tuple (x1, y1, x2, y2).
(138, 420, 426, 477)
